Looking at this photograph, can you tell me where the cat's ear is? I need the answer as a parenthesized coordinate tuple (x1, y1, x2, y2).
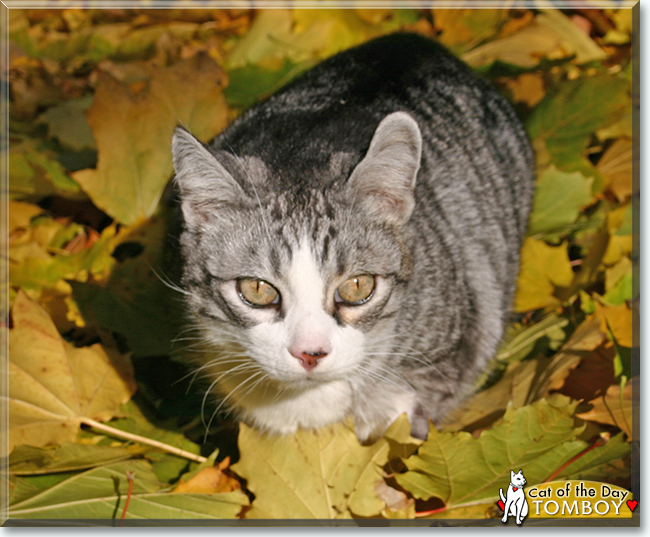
(346, 112, 422, 225)
(172, 127, 245, 227)
(511, 470, 516, 479)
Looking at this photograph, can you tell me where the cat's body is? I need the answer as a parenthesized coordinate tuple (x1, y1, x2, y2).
(172, 33, 534, 443)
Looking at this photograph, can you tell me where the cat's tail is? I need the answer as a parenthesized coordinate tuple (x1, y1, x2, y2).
(499, 489, 506, 504)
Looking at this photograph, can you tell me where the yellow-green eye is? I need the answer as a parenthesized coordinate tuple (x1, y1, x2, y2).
(238, 278, 280, 307)
(335, 275, 375, 305)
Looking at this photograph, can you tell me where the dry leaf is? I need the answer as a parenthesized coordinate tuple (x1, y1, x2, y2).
(506, 72, 546, 107)
(444, 318, 606, 432)
(232, 422, 389, 519)
(73, 52, 229, 225)
(514, 238, 574, 312)
(172, 457, 241, 493)
(593, 301, 632, 347)
(576, 378, 634, 438)
(6, 292, 136, 451)
(597, 137, 633, 201)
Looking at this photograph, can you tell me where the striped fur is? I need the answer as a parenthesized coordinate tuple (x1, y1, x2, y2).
(172, 34, 534, 443)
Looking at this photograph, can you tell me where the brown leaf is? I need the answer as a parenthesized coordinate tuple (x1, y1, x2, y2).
(597, 138, 633, 201)
(443, 318, 606, 432)
(576, 378, 634, 438)
(172, 457, 241, 494)
(505, 73, 546, 107)
(6, 292, 136, 451)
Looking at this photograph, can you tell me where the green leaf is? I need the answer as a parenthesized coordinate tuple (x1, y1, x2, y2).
(396, 396, 586, 509)
(9, 459, 248, 519)
(225, 60, 311, 110)
(232, 421, 389, 518)
(495, 314, 569, 364)
(8, 443, 144, 476)
(559, 433, 631, 481)
(528, 166, 594, 237)
(38, 96, 96, 151)
(527, 75, 630, 171)
(9, 141, 81, 200)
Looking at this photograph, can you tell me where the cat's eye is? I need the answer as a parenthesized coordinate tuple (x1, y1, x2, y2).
(237, 278, 280, 307)
(335, 275, 375, 306)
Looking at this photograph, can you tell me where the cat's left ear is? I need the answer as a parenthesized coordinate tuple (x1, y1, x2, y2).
(346, 112, 422, 225)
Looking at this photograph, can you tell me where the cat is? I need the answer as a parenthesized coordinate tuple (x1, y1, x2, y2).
(171, 33, 534, 444)
(500, 470, 529, 525)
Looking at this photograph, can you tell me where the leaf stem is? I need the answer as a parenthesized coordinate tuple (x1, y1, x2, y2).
(81, 418, 207, 463)
(415, 506, 447, 518)
(544, 434, 609, 483)
(120, 470, 135, 524)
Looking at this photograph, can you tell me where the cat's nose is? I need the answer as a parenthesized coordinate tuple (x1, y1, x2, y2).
(289, 348, 329, 370)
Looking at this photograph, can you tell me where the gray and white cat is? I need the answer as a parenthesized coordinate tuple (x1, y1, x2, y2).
(171, 33, 534, 443)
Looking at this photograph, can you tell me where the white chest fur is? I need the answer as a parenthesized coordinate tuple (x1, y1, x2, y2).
(239, 380, 352, 434)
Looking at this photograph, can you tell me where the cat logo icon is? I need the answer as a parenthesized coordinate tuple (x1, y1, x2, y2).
(498, 470, 529, 525)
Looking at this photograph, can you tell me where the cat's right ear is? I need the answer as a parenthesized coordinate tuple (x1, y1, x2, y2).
(172, 127, 245, 227)
(346, 112, 422, 226)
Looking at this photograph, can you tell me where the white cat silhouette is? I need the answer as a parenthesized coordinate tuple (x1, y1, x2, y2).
(500, 469, 529, 525)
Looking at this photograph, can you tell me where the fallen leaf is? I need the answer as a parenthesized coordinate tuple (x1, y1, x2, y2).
(8, 442, 145, 475)
(505, 72, 546, 107)
(576, 379, 634, 438)
(514, 238, 574, 312)
(73, 52, 229, 225)
(8, 459, 248, 519)
(559, 432, 631, 482)
(444, 318, 606, 432)
(8, 201, 44, 231)
(593, 301, 632, 347)
(6, 292, 136, 451)
(528, 166, 594, 237)
(37, 95, 95, 151)
(9, 140, 81, 200)
(463, 9, 604, 69)
(71, 216, 174, 356)
(597, 138, 633, 201)
(232, 421, 389, 518)
(432, 9, 508, 52)
(527, 75, 630, 172)
(172, 457, 240, 494)
(374, 480, 415, 518)
(396, 396, 587, 511)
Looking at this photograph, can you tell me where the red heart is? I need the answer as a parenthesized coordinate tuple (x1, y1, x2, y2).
(627, 500, 638, 512)
(513, 487, 518, 491)
(497, 500, 505, 511)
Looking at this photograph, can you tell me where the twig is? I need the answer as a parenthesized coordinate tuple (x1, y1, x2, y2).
(81, 417, 208, 463)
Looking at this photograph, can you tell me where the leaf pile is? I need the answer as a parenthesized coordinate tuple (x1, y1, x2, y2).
(5, 6, 636, 522)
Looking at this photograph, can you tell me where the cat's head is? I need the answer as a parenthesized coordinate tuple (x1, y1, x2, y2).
(511, 470, 526, 487)
(171, 112, 422, 392)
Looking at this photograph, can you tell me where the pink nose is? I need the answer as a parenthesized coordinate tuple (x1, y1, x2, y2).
(289, 348, 329, 371)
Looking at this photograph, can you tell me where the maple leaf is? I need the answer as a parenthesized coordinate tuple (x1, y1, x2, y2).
(232, 422, 390, 518)
(73, 53, 229, 225)
(396, 397, 587, 513)
(6, 292, 136, 451)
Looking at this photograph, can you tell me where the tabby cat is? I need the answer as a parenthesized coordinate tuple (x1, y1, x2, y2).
(171, 33, 534, 443)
